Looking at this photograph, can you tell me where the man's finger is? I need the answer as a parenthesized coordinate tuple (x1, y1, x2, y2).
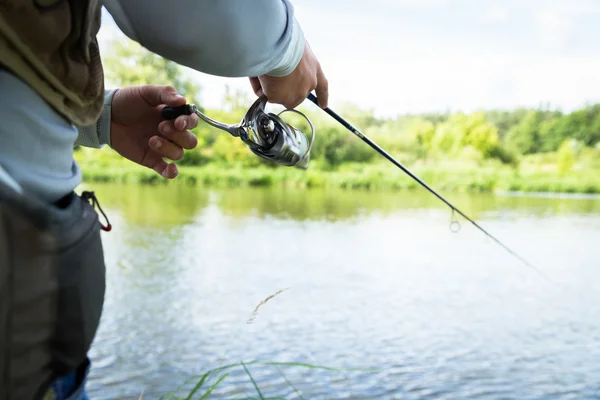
(154, 162, 179, 179)
(146, 154, 179, 179)
(283, 95, 305, 110)
(139, 85, 187, 107)
(184, 113, 199, 129)
(149, 136, 185, 161)
(249, 77, 263, 96)
(314, 66, 329, 108)
(159, 86, 188, 107)
(173, 114, 199, 131)
(162, 163, 179, 179)
(156, 111, 198, 132)
(158, 122, 198, 149)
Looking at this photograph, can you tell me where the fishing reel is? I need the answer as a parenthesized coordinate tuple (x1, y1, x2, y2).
(161, 95, 315, 169)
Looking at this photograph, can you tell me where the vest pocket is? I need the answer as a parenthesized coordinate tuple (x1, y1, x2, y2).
(50, 192, 106, 375)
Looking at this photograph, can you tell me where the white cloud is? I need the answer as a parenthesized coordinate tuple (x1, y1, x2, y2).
(534, 8, 574, 50)
(483, 6, 509, 22)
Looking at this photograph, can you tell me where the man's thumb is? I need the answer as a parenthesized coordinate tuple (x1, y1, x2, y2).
(140, 85, 186, 106)
(160, 86, 187, 106)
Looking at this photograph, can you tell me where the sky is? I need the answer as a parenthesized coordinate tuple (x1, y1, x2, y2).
(98, 0, 600, 118)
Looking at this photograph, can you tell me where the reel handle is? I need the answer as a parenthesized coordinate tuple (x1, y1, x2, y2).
(161, 104, 197, 120)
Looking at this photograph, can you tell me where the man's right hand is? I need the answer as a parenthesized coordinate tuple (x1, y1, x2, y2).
(249, 40, 329, 110)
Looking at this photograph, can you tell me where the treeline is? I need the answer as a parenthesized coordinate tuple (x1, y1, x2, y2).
(176, 99, 600, 174)
(101, 38, 600, 175)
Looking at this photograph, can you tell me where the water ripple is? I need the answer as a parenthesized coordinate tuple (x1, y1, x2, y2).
(86, 189, 600, 399)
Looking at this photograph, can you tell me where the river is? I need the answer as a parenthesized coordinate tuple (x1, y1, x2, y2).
(81, 183, 600, 399)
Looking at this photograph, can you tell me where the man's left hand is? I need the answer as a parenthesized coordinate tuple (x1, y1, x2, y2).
(110, 85, 199, 179)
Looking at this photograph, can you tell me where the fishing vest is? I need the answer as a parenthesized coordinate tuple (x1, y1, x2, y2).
(0, 181, 106, 400)
(0, 0, 105, 127)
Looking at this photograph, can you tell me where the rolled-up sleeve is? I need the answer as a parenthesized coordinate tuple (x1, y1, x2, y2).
(100, 0, 305, 78)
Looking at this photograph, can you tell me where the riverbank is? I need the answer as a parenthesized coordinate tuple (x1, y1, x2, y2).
(76, 154, 600, 195)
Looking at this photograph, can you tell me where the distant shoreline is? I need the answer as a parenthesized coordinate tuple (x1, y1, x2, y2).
(78, 162, 600, 195)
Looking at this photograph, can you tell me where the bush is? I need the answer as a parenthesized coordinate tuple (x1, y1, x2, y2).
(557, 139, 576, 175)
(488, 143, 521, 166)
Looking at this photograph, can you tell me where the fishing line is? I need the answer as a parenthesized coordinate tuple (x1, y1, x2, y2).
(306, 93, 552, 282)
(450, 209, 461, 233)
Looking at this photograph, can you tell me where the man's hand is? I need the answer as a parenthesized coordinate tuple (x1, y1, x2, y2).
(110, 85, 199, 179)
(249, 40, 329, 110)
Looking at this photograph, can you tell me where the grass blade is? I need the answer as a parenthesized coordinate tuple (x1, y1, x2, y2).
(247, 288, 289, 324)
(276, 366, 304, 400)
(241, 361, 264, 400)
(164, 362, 244, 400)
(257, 361, 383, 373)
(198, 373, 229, 400)
(184, 371, 211, 400)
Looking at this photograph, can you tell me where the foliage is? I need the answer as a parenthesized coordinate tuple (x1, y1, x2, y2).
(557, 139, 576, 175)
(429, 112, 499, 159)
(85, 37, 600, 195)
(483, 108, 530, 140)
(103, 38, 201, 104)
(75, 152, 600, 195)
(537, 107, 600, 152)
(310, 125, 376, 168)
(505, 110, 542, 154)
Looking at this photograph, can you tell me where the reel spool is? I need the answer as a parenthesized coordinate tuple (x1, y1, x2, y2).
(161, 95, 315, 169)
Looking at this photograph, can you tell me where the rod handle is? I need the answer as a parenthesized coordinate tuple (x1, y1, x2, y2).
(161, 104, 196, 120)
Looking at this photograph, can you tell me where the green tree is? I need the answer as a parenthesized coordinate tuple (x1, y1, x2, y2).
(484, 108, 530, 140)
(537, 105, 600, 152)
(462, 112, 499, 156)
(487, 142, 520, 166)
(368, 117, 435, 159)
(102, 38, 201, 103)
(431, 115, 464, 155)
(211, 131, 256, 165)
(557, 139, 576, 175)
(505, 110, 541, 154)
(407, 118, 435, 159)
(575, 104, 600, 146)
(431, 112, 498, 158)
(309, 125, 374, 168)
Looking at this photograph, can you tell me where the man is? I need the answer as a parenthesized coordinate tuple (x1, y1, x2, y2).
(0, 1, 328, 399)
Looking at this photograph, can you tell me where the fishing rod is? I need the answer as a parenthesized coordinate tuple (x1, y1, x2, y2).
(304, 93, 544, 273)
(161, 92, 543, 277)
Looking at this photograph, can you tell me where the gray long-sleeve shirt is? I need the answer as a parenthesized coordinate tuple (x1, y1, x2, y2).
(0, 0, 305, 203)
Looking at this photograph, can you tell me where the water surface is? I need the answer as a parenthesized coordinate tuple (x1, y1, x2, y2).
(82, 183, 600, 399)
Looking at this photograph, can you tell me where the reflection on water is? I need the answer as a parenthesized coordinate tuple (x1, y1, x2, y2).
(80, 183, 600, 399)
(86, 182, 210, 227)
(86, 182, 600, 225)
